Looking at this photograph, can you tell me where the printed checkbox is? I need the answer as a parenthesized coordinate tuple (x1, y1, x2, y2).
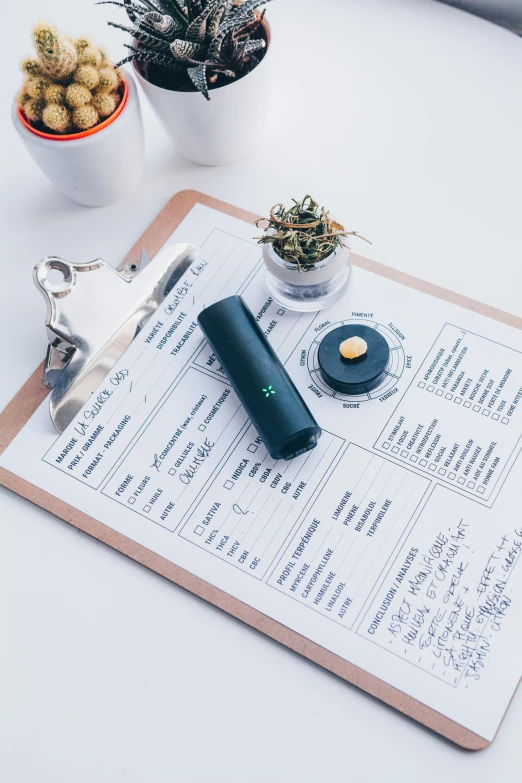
(482, 409, 490, 417)
(463, 401, 471, 408)
(427, 385, 434, 392)
(457, 477, 465, 485)
(467, 481, 475, 489)
(128, 496, 136, 505)
(429, 463, 436, 471)
(477, 486, 485, 494)
(502, 417, 509, 425)
(445, 393, 453, 400)
(419, 459, 427, 467)
(418, 382, 425, 389)
(277, 308, 285, 316)
(194, 525, 205, 536)
(168, 468, 177, 476)
(391, 446, 399, 453)
(454, 397, 462, 404)
(436, 389, 443, 396)
(448, 472, 456, 480)
(223, 480, 234, 490)
(143, 504, 151, 513)
(410, 455, 418, 462)
(382, 442, 390, 449)
(438, 468, 446, 476)
(247, 443, 258, 453)
(401, 450, 408, 458)
(492, 413, 500, 420)
(473, 405, 480, 412)
(198, 423, 206, 431)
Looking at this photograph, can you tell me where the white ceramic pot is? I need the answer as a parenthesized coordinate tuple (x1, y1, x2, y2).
(12, 71, 144, 207)
(133, 24, 271, 166)
(263, 240, 352, 312)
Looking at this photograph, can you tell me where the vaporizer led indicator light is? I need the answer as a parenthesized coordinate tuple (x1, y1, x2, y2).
(262, 385, 275, 397)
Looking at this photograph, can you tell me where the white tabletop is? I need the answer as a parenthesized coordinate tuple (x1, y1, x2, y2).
(2, 0, 522, 779)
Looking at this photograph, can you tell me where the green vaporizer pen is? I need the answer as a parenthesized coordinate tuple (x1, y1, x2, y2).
(198, 296, 321, 460)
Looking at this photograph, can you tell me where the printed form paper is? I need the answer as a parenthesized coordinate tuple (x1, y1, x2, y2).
(2, 204, 521, 741)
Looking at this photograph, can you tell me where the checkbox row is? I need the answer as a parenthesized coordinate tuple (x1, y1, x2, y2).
(381, 445, 420, 464)
(382, 447, 484, 487)
(443, 473, 486, 494)
(460, 401, 509, 423)
(127, 495, 150, 512)
(418, 381, 509, 425)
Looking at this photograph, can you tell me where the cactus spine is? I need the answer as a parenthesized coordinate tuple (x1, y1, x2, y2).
(17, 22, 124, 134)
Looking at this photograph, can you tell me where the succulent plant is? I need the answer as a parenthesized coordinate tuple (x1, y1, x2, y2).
(100, 0, 272, 100)
(17, 22, 124, 134)
(256, 196, 371, 272)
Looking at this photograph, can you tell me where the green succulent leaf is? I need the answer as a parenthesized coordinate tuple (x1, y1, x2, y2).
(170, 38, 203, 60)
(207, 0, 231, 38)
(243, 38, 265, 54)
(138, 11, 180, 35)
(96, 1, 144, 24)
(185, 4, 213, 42)
(156, 0, 188, 28)
(119, 42, 186, 69)
(108, 21, 171, 50)
(187, 63, 209, 99)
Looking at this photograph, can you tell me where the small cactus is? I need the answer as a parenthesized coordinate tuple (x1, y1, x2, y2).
(65, 84, 91, 107)
(92, 91, 118, 118)
(97, 67, 118, 92)
(18, 22, 124, 134)
(26, 76, 48, 99)
(42, 104, 71, 133)
(73, 104, 99, 131)
(45, 83, 66, 104)
(75, 64, 100, 90)
(20, 57, 41, 76)
(78, 46, 103, 68)
(33, 21, 78, 81)
(24, 98, 45, 123)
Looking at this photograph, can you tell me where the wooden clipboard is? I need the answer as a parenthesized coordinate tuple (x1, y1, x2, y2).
(2, 189, 520, 751)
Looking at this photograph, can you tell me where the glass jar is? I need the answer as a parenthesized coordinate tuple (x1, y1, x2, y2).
(262, 239, 351, 312)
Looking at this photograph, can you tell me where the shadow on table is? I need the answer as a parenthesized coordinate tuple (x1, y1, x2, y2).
(437, 0, 522, 34)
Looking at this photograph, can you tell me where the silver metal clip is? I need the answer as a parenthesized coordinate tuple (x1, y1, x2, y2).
(34, 243, 199, 433)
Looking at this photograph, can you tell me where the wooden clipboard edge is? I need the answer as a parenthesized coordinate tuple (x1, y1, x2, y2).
(5, 187, 521, 750)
